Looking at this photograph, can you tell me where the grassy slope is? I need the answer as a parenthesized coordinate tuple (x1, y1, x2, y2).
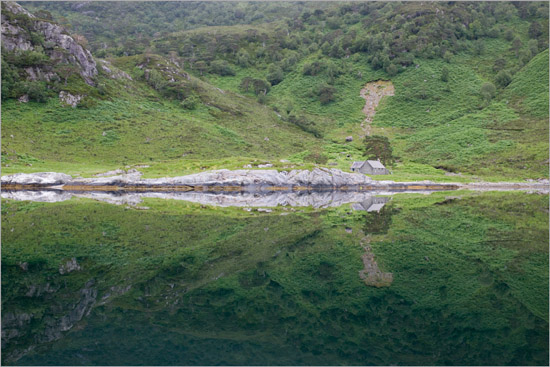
(371, 50, 549, 181)
(190, 27, 548, 181)
(1, 56, 321, 177)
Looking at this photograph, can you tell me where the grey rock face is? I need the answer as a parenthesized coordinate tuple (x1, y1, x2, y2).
(2, 168, 370, 188)
(141, 168, 372, 187)
(34, 21, 97, 83)
(1, 2, 98, 85)
(26, 282, 58, 297)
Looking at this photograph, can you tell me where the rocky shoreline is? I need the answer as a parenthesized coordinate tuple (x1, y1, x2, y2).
(1, 169, 458, 191)
(1, 169, 548, 193)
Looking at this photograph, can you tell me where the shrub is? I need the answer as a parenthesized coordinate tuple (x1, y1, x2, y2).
(240, 77, 271, 96)
(288, 113, 322, 137)
(266, 64, 284, 85)
(210, 60, 235, 76)
(493, 58, 507, 72)
(385, 63, 398, 76)
(302, 61, 326, 76)
(181, 94, 200, 110)
(441, 67, 449, 82)
(317, 83, 336, 105)
(480, 82, 496, 102)
(24, 81, 48, 102)
(495, 71, 512, 88)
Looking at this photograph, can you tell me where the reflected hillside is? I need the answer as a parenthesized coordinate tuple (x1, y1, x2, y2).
(2, 189, 398, 209)
(1, 192, 548, 365)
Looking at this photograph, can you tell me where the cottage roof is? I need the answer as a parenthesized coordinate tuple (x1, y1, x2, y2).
(351, 161, 365, 169)
(366, 160, 386, 169)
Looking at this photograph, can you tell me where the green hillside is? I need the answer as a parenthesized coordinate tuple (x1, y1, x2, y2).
(1, 1, 548, 181)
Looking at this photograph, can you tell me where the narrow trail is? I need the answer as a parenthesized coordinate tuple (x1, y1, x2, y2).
(358, 233, 393, 287)
(359, 80, 395, 138)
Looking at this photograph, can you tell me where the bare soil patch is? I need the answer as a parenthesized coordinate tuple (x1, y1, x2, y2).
(359, 80, 395, 138)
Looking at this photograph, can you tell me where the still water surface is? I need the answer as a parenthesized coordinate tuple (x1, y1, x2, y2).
(1, 190, 548, 365)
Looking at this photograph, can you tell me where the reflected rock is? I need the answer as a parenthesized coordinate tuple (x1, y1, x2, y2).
(351, 196, 390, 212)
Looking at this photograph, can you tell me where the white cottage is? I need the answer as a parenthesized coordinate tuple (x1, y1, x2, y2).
(350, 160, 388, 175)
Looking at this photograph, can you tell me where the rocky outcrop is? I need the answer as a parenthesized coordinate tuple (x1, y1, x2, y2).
(59, 258, 81, 275)
(1, 172, 72, 186)
(99, 59, 132, 80)
(2, 170, 547, 195)
(59, 91, 83, 107)
(1, 1, 97, 85)
(1, 168, 372, 188)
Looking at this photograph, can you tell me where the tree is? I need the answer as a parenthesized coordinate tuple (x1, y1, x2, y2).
(146, 69, 167, 90)
(473, 39, 485, 55)
(443, 50, 453, 63)
(1, 55, 22, 100)
(252, 78, 270, 95)
(236, 50, 250, 67)
(25, 81, 48, 102)
(441, 66, 449, 82)
(266, 64, 284, 85)
(528, 39, 538, 57)
(495, 71, 512, 88)
(493, 58, 507, 72)
(181, 94, 200, 110)
(480, 82, 496, 102)
(209, 60, 235, 76)
(317, 83, 336, 105)
(194, 61, 207, 76)
(528, 21, 542, 39)
(385, 63, 398, 76)
(511, 37, 523, 57)
(364, 135, 394, 166)
(504, 29, 514, 41)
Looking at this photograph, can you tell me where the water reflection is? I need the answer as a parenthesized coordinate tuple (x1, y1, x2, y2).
(1, 189, 402, 209)
(1, 192, 548, 365)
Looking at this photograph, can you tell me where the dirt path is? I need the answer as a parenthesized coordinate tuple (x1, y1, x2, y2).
(358, 234, 393, 287)
(359, 80, 395, 138)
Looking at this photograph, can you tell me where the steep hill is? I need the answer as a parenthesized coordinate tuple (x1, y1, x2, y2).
(1, 2, 323, 177)
(1, 1, 548, 181)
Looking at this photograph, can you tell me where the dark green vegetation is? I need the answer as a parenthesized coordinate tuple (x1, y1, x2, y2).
(2, 1, 548, 181)
(2, 192, 548, 365)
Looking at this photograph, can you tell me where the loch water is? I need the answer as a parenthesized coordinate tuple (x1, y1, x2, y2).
(1, 190, 548, 366)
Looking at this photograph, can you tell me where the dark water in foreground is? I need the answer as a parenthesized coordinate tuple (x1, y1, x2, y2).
(1, 191, 548, 366)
